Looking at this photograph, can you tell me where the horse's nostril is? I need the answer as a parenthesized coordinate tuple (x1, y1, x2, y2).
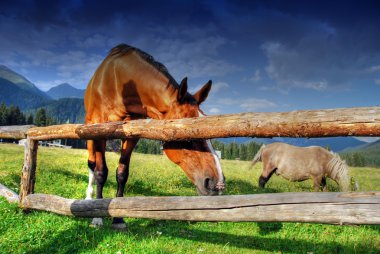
(204, 178, 211, 189)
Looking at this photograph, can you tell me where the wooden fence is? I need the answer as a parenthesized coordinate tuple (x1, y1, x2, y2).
(1, 106, 380, 225)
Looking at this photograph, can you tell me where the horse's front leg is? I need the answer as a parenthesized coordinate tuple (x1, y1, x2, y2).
(321, 176, 327, 192)
(112, 138, 139, 230)
(312, 175, 323, 192)
(91, 139, 108, 227)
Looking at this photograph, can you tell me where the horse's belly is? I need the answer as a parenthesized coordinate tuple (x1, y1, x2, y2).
(278, 168, 309, 182)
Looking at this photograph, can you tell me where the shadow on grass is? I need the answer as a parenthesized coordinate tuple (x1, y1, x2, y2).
(125, 179, 177, 196)
(49, 168, 89, 182)
(23, 218, 379, 254)
(225, 179, 278, 195)
(257, 222, 283, 235)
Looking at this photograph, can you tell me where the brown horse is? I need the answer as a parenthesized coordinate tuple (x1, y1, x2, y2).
(251, 142, 349, 192)
(84, 44, 225, 228)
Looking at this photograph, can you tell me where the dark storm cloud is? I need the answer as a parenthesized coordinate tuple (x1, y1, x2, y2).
(216, 0, 380, 90)
(0, 0, 236, 89)
(0, 0, 216, 29)
(0, 0, 379, 92)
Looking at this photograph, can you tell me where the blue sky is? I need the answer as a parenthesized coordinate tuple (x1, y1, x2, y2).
(0, 0, 379, 115)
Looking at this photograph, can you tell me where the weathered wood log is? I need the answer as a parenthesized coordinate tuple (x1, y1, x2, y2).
(19, 138, 38, 203)
(25, 107, 380, 141)
(0, 125, 34, 139)
(0, 183, 19, 203)
(21, 192, 380, 225)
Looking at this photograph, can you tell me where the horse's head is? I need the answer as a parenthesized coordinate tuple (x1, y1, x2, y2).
(162, 78, 225, 196)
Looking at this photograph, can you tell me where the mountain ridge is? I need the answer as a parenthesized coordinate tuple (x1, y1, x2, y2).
(46, 83, 85, 100)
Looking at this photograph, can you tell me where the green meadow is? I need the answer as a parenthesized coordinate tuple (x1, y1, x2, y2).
(0, 143, 379, 253)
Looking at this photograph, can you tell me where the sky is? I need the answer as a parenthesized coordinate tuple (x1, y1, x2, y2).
(0, 0, 379, 116)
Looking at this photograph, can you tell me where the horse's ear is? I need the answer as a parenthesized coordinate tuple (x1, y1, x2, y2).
(193, 80, 212, 105)
(177, 77, 188, 102)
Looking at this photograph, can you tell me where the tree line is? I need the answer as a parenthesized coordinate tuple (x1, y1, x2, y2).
(340, 152, 368, 167)
(0, 103, 56, 126)
(128, 138, 263, 161)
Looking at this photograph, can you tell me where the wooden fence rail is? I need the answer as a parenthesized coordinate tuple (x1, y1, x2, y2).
(21, 192, 380, 225)
(1, 106, 379, 141)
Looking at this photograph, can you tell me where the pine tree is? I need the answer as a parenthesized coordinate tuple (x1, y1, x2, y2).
(0, 103, 6, 126)
(27, 114, 34, 125)
(35, 108, 47, 126)
(239, 144, 248, 160)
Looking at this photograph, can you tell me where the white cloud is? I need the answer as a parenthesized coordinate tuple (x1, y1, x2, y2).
(212, 82, 229, 93)
(239, 98, 277, 111)
(375, 79, 380, 85)
(208, 107, 221, 114)
(368, 65, 380, 73)
(215, 97, 277, 112)
(249, 69, 261, 82)
(217, 98, 237, 105)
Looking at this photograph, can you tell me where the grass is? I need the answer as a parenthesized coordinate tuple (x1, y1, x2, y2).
(0, 143, 379, 254)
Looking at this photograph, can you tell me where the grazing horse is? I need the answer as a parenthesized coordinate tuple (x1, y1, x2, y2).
(251, 142, 349, 192)
(84, 44, 225, 228)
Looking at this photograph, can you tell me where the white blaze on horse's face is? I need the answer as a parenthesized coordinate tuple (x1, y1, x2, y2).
(206, 139, 225, 195)
(199, 111, 225, 195)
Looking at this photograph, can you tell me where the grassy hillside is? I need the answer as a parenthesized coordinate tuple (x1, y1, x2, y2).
(0, 144, 379, 253)
(341, 140, 380, 167)
(0, 65, 51, 109)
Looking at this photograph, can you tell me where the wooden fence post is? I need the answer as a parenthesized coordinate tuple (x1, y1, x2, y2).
(19, 138, 38, 206)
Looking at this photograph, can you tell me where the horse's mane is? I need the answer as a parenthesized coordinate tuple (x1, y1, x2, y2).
(326, 152, 350, 191)
(109, 44, 178, 87)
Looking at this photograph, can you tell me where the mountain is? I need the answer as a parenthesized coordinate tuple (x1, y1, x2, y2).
(35, 98, 86, 124)
(218, 137, 367, 152)
(46, 83, 85, 100)
(0, 65, 51, 109)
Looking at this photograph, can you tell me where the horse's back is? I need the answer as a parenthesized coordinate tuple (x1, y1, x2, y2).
(84, 46, 158, 124)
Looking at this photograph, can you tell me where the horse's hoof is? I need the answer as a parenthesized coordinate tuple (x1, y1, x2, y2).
(90, 218, 104, 227)
(112, 222, 127, 231)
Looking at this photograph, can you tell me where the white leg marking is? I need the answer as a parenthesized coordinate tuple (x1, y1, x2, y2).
(86, 169, 104, 227)
(91, 218, 104, 227)
(86, 169, 94, 200)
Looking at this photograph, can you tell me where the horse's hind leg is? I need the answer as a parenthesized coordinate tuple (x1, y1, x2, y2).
(259, 161, 276, 189)
(112, 138, 139, 230)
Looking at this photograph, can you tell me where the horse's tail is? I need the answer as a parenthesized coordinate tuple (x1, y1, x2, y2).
(251, 144, 266, 168)
(327, 153, 350, 191)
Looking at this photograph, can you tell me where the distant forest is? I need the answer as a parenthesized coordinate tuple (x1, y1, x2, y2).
(117, 138, 263, 161)
(0, 103, 56, 126)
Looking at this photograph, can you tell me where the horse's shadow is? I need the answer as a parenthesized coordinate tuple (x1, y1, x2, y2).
(49, 168, 89, 182)
(125, 179, 178, 196)
(23, 218, 376, 254)
(224, 178, 278, 195)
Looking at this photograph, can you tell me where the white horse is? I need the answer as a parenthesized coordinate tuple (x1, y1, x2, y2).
(251, 142, 350, 191)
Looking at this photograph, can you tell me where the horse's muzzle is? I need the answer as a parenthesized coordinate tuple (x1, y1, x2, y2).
(196, 178, 225, 196)
(259, 176, 268, 189)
